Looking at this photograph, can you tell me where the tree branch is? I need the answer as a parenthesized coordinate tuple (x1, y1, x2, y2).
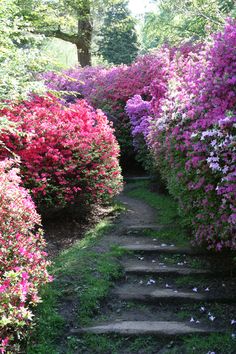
(35, 28, 80, 45)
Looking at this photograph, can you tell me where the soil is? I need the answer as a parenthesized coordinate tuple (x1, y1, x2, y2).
(43, 204, 116, 258)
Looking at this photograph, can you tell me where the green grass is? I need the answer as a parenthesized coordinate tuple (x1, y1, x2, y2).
(74, 334, 165, 354)
(183, 333, 236, 354)
(26, 208, 126, 353)
(127, 180, 177, 225)
(127, 180, 189, 246)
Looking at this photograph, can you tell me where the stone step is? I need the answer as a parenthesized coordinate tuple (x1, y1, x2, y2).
(113, 285, 236, 304)
(121, 244, 207, 255)
(124, 176, 153, 181)
(70, 321, 219, 337)
(123, 260, 217, 276)
(125, 225, 162, 233)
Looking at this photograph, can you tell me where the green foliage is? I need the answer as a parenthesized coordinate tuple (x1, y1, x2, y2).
(127, 180, 189, 246)
(141, 0, 236, 50)
(17, 0, 124, 66)
(26, 213, 125, 353)
(0, 0, 58, 104)
(98, 0, 139, 64)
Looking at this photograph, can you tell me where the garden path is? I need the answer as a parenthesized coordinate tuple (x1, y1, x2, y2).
(71, 181, 236, 353)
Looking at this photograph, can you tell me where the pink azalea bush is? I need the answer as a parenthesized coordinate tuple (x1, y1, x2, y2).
(43, 52, 170, 165)
(0, 158, 51, 353)
(0, 95, 123, 208)
(148, 20, 236, 250)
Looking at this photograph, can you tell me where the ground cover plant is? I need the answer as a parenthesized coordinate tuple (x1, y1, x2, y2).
(0, 95, 123, 209)
(0, 159, 51, 353)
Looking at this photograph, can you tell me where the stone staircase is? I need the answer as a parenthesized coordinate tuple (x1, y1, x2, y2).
(70, 225, 236, 342)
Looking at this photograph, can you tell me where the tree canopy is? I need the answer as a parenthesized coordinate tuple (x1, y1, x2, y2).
(141, 0, 236, 51)
(0, 0, 47, 103)
(98, 0, 139, 65)
(17, 0, 127, 66)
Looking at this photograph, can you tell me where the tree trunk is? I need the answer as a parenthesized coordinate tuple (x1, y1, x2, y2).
(76, 44, 91, 67)
(77, 4, 93, 67)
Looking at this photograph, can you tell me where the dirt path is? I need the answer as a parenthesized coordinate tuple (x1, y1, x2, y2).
(69, 182, 236, 353)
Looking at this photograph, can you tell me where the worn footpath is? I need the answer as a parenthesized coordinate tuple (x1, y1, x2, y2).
(69, 181, 236, 353)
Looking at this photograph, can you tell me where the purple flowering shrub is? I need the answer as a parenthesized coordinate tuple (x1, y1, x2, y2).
(43, 53, 170, 167)
(125, 95, 154, 171)
(148, 20, 236, 250)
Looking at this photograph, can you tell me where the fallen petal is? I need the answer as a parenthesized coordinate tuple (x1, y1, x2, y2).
(209, 316, 215, 321)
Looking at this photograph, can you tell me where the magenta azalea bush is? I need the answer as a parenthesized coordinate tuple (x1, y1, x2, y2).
(0, 95, 123, 209)
(43, 52, 170, 165)
(148, 20, 236, 250)
(125, 95, 154, 171)
(0, 159, 51, 353)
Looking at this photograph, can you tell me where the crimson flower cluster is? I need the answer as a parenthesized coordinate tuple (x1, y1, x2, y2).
(0, 95, 123, 208)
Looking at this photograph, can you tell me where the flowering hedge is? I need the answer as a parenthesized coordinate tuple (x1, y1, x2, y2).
(43, 53, 170, 166)
(0, 95, 122, 208)
(125, 95, 154, 171)
(42, 22, 236, 251)
(148, 20, 236, 250)
(0, 159, 51, 353)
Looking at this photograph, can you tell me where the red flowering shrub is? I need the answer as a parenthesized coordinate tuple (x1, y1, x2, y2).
(0, 159, 51, 353)
(148, 20, 236, 251)
(0, 95, 122, 208)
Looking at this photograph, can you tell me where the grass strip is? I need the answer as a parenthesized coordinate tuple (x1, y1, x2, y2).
(26, 205, 126, 353)
(127, 180, 189, 246)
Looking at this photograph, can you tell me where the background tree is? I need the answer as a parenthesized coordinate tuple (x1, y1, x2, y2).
(97, 0, 139, 65)
(0, 0, 50, 103)
(17, 0, 120, 67)
(141, 0, 236, 51)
